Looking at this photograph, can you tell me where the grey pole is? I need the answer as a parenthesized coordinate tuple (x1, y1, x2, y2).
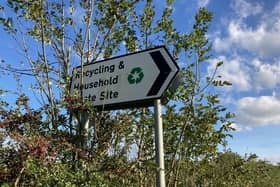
(154, 99, 166, 187)
(81, 112, 89, 148)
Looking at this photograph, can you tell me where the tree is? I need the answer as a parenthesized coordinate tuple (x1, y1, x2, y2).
(0, 0, 235, 186)
(198, 151, 280, 187)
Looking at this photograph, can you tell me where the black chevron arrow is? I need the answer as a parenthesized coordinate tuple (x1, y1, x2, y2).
(147, 51, 171, 96)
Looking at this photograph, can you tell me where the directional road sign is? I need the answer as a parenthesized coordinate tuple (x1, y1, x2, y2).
(70, 46, 179, 110)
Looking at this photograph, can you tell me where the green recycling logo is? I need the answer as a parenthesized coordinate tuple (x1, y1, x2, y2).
(128, 67, 144, 84)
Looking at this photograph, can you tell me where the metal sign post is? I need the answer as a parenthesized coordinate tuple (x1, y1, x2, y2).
(154, 99, 166, 187)
(81, 112, 89, 148)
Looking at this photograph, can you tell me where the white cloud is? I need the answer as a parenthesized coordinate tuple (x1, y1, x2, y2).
(213, 37, 231, 52)
(230, 123, 251, 132)
(208, 56, 251, 91)
(198, 0, 210, 7)
(231, 0, 263, 19)
(208, 55, 280, 93)
(214, 0, 280, 57)
(263, 155, 280, 165)
(235, 94, 280, 127)
(262, 1, 280, 27)
(253, 59, 280, 90)
(214, 21, 280, 57)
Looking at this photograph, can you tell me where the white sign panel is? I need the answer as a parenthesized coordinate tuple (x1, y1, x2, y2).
(70, 46, 179, 109)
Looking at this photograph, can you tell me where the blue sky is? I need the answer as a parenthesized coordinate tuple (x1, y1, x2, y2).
(152, 0, 280, 164)
(183, 0, 280, 164)
(1, 0, 280, 164)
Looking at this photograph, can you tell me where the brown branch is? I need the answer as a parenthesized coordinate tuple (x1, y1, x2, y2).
(14, 167, 25, 187)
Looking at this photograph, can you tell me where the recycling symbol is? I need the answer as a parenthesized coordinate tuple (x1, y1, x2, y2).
(128, 67, 144, 84)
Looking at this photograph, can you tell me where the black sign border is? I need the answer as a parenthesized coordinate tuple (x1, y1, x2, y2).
(69, 45, 179, 110)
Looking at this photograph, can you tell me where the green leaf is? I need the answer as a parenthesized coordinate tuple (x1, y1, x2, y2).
(216, 61, 223, 67)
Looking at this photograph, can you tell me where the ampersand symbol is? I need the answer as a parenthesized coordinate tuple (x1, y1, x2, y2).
(119, 61, 124, 69)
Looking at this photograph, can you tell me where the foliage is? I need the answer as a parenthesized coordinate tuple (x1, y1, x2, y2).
(1, 0, 277, 186)
(198, 151, 280, 187)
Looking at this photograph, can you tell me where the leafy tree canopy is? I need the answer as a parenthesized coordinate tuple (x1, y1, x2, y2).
(1, 0, 277, 186)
